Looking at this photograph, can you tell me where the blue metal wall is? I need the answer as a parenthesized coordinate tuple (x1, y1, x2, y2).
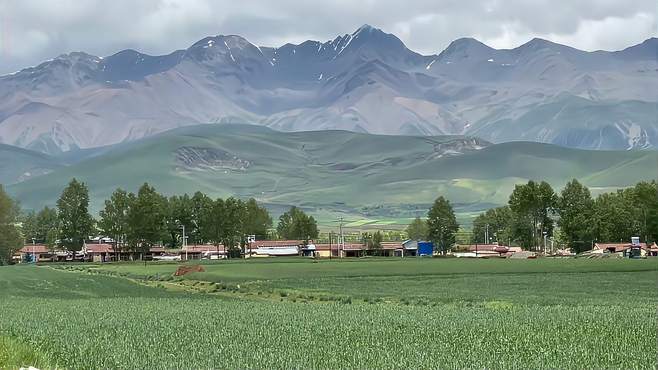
(417, 242, 434, 256)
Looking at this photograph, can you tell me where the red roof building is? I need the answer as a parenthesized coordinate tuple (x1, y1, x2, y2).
(18, 245, 50, 254)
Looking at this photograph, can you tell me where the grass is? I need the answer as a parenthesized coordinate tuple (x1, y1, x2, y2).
(91, 258, 658, 306)
(1, 259, 656, 369)
(90, 257, 658, 282)
(0, 336, 52, 370)
(0, 143, 64, 185)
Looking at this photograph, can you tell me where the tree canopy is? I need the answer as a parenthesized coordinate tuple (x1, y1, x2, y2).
(0, 185, 22, 265)
(557, 179, 594, 253)
(98, 188, 132, 252)
(57, 179, 94, 253)
(508, 180, 557, 250)
(472, 206, 512, 245)
(426, 196, 459, 254)
(22, 206, 59, 249)
(277, 207, 318, 243)
(126, 183, 167, 252)
(405, 217, 428, 241)
(472, 179, 658, 252)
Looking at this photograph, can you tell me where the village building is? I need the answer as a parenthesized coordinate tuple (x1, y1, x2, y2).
(648, 243, 658, 257)
(311, 242, 408, 258)
(19, 237, 656, 262)
(178, 245, 227, 260)
(83, 244, 166, 262)
(400, 240, 434, 257)
(250, 240, 301, 257)
(453, 244, 524, 258)
(590, 242, 653, 257)
(16, 245, 51, 263)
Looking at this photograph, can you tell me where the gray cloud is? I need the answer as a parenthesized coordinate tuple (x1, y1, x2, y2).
(0, 0, 656, 74)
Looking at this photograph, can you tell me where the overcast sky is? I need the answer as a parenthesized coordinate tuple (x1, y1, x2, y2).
(0, 0, 656, 74)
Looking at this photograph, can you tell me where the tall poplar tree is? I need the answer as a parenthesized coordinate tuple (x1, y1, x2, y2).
(557, 179, 594, 252)
(126, 183, 167, 253)
(98, 188, 132, 256)
(426, 196, 459, 254)
(57, 179, 94, 254)
(0, 185, 22, 265)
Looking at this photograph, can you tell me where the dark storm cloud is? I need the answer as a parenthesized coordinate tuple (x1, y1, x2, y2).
(0, 0, 656, 74)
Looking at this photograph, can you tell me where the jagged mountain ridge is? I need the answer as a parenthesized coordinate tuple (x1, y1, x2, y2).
(0, 25, 656, 153)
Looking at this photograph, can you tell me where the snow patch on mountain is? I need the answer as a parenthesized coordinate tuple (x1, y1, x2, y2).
(615, 121, 651, 149)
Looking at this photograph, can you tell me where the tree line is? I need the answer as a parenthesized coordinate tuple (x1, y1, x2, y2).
(2, 177, 656, 263)
(470, 179, 658, 252)
(0, 179, 319, 264)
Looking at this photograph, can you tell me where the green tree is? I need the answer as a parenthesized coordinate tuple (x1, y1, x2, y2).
(648, 192, 658, 243)
(426, 196, 459, 254)
(98, 188, 132, 257)
(200, 197, 247, 258)
(508, 180, 557, 250)
(405, 217, 428, 240)
(0, 185, 22, 265)
(277, 206, 318, 243)
(276, 207, 295, 239)
(57, 179, 94, 254)
(630, 181, 658, 243)
(165, 194, 194, 248)
(592, 190, 638, 243)
(126, 183, 167, 253)
(472, 206, 512, 245)
(191, 191, 213, 245)
(364, 231, 383, 255)
(510, 213, 534, 250)
(557, 179, 594, 253)
(20, 207, 59, 247)
(36, 207, 59, 250)
(221, 197, 246, 258)
(21, 211, 38, 243)
(201, 198, 226, 253)
(243, 198, 272, 240)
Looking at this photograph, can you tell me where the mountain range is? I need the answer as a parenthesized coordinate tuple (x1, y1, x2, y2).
(1, 25, 656, 154)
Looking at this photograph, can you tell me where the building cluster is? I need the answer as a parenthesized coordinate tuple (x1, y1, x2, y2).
(15, 238, 658, 263)
(584, 242, 658, 258)
(14, 239, 436, 263)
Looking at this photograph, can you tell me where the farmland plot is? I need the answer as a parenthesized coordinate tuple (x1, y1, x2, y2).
(0, 259, 656, 369)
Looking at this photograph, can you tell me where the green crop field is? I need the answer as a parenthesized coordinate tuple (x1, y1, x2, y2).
(1, 258, 656, 369)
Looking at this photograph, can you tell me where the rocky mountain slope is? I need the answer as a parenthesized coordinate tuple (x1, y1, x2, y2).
(0, 25, 656, 153)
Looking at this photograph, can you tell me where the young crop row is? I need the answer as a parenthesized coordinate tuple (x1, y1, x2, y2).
(1, 295, 655, 369)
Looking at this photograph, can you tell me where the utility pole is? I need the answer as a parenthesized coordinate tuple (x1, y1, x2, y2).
(329, 232, 332, 260)
(338, 217, 344, 259)
(179, 223, 188, 261)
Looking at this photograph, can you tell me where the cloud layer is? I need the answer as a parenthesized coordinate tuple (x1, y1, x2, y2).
(0, 0, 656, 74)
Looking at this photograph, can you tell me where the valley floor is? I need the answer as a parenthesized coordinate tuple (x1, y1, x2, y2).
(0, 258, 656, 369)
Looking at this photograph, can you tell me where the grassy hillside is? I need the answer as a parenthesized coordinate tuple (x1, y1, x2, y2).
(0, 144, 64, 185)
(7, 124, 658, 224)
